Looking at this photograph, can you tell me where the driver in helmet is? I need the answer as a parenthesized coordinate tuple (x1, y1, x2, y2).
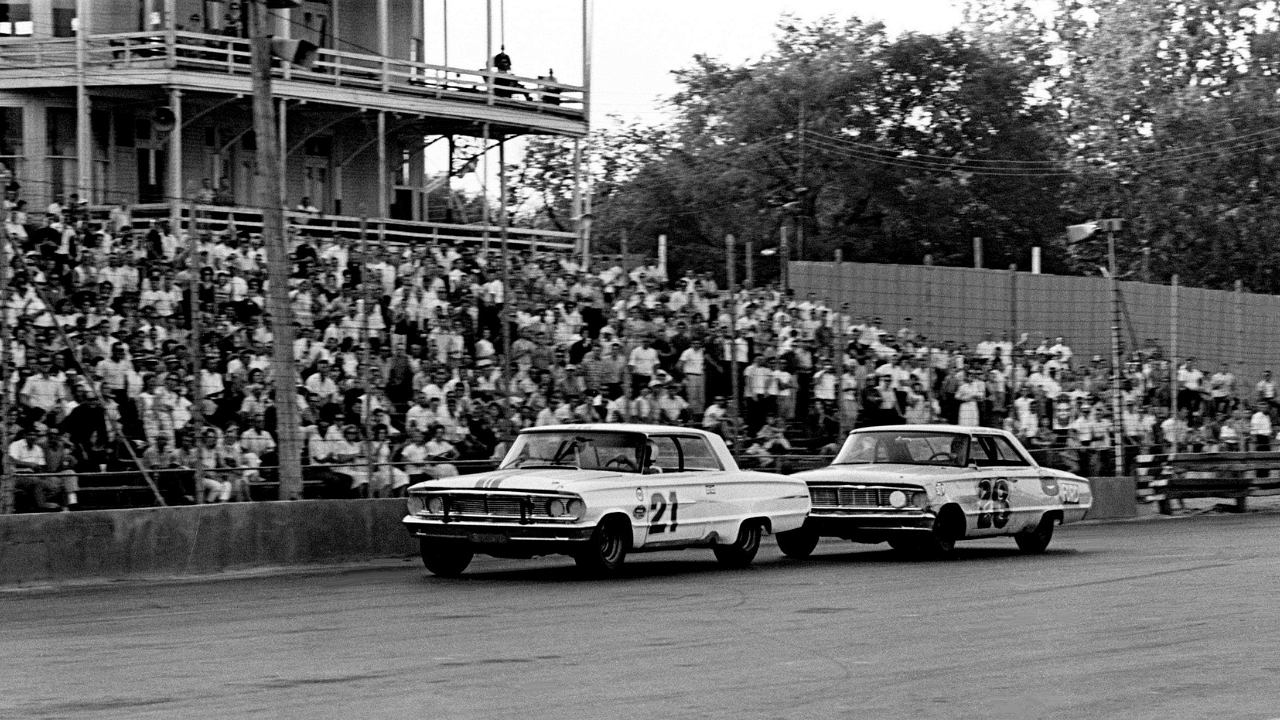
(644, 440, 664, 474)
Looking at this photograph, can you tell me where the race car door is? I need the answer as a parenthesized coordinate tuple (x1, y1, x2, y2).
(972, 434, 1044, 535)
(639, 435, 715, 546)
(966, 436, 1018, 537)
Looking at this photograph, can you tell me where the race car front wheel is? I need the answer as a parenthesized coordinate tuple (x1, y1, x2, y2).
(575, 516, 630, 576)
(914, 509, 961, 560)
(419, 539, 474, 577)
(776, 526, 819, 559)
(714, 520, 763, 568)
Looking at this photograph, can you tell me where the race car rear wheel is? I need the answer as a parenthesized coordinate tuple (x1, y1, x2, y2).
(419, 539, 474, 577)
(1015, 514, 1056, 554)
(714, 520, 763, 568)
(776, 526, 819, 559)
(575, 516, 630, 576)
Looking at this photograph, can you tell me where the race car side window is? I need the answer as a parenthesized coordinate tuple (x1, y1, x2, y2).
(674, 436, 723, 471)
(989, 436, 1030, 466)
(973, 435, 1030, 467)
(969, 438, 995, 466)
(647, 436, 681, 473)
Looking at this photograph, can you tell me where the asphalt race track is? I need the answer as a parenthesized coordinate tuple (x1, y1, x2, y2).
(5, 515, 1280, 720)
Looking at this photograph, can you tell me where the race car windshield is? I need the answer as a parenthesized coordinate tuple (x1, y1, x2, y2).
(500, 432, 647, 472)
(832, 430, 970, 468)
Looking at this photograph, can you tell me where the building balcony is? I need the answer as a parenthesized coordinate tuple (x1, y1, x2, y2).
(100, 201, 577, 252)
(0, 30, 588, 137)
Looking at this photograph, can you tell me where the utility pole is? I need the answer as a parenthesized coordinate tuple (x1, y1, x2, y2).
(251, 0, 304, 499)
(795, 104, 805, 264)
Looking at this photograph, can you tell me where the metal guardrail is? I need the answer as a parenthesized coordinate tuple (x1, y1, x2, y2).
(1134, 450, 1280, 513)
(7, 454, 840, 511)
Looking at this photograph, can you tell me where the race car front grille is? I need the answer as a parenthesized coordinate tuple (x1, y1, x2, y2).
(435, 493, 563, 521)
(811, 486, 889, 508)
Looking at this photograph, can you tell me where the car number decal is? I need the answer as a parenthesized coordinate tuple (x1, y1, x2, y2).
(977, 479, 1011, 529)
(648, 491, 679, 534)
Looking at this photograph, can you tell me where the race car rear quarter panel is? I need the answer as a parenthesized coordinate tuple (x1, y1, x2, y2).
(631, 471, 810, 549)
(937, 471, 1093, 537)
(701, 471, 811, 538)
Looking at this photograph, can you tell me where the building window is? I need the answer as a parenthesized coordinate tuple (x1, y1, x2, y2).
(46, 107, 77, 201)
(0, 1, 32, 36)
(0, 107, 23, 193)
(52, 0, 75, 37)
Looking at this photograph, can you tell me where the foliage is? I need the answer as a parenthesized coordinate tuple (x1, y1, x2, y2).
(505, 2, 1280, 291)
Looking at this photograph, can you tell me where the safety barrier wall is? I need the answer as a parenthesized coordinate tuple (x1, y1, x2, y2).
(0, 499, 414, 587)
(789, 261, 1275, 387)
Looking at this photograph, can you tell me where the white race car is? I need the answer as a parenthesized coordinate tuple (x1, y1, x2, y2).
(403, 424, 812, 577)
(779, 425, 1092, 559)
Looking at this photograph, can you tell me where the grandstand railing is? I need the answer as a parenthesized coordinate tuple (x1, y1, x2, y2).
(0, 31, 586, 121)
(90, 203, 577, 251)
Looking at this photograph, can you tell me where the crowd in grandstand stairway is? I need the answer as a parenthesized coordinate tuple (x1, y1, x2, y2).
(0, 186, 1276, 511)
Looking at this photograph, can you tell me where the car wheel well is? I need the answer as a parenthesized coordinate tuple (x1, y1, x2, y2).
(745, 517, 772, 536)
(598, 512, 635, 547)
(937, 503, 966, 539)
(1042, 509, 1064, 526)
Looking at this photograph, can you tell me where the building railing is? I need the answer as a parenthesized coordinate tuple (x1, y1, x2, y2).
(0, 31, 586, 120)
(93, 202, 577, 251)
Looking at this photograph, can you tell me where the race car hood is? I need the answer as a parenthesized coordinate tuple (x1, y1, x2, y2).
(792, 463, 974, 487)
(408, 468, 635, 495)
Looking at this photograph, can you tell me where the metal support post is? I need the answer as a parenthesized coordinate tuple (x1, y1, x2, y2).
(169, 88, 183, 231)
(1170, 274, 1179, 454)
(188, 200, 205, 502)
(0, 224, 11, 514)
(727, 234, 741, 456)
(1109, 229, 1124, 478)
(499, 137, 512, 386)
(76, 0, 91, 204)
(1009, 263, 1018, 419)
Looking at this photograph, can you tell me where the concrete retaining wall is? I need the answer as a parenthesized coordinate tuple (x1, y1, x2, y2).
(1084, 477, 1138, 520)
(0, 499, 415, 587)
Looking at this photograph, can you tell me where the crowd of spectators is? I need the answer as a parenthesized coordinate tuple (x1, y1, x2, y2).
(0, 186, 1273, 511)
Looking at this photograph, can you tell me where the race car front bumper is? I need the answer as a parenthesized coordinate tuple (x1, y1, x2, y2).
(404, 517, 595, 556)
(805, 508, 937, 536)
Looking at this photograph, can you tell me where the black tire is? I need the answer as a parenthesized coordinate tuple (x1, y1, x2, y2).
(419, 539, 474, 577)
(1015, 514, 1056, 554)
(916, 511, 961, 560)
(714, 521, 764, 568)
(575, 516, 630, 576)
(886, 537, 917, 553)
(776, 526, 819, 559)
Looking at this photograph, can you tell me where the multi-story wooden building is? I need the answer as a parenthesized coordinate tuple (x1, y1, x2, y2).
(0, 0, 589, 248)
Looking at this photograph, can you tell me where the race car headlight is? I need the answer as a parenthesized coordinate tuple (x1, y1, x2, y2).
(546, 498, 568, 517)
(406, 494, 426, 515)
(566, 498, 586, 521)
(888, 490, 908, 508)
(425, 496, 444, 515)
(911, 492, 930, 510)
